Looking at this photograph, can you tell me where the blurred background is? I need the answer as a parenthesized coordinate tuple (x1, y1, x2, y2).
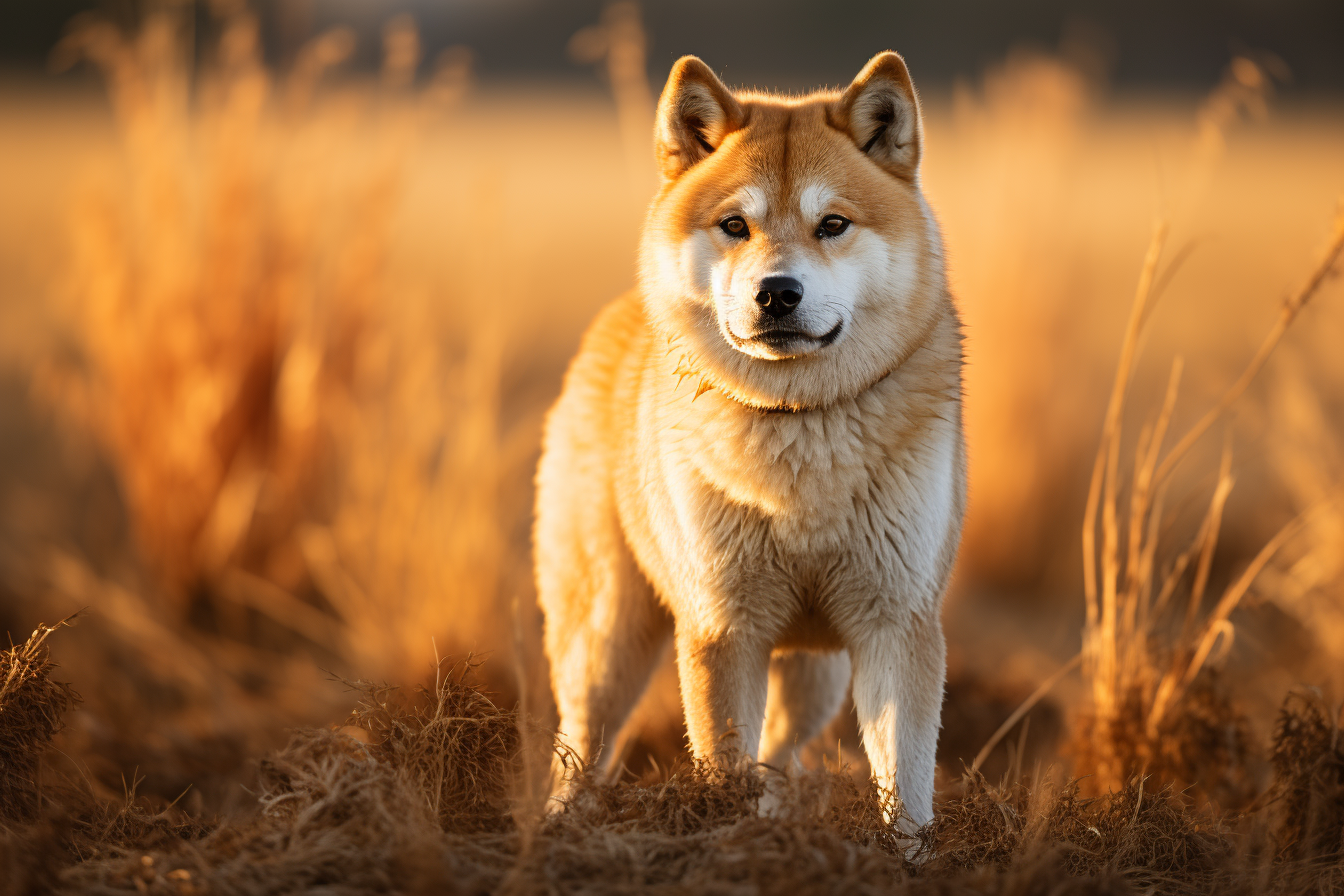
(1, 0, 1342, 816)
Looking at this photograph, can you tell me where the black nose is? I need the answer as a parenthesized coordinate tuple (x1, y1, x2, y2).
(754, 276, 803, 319)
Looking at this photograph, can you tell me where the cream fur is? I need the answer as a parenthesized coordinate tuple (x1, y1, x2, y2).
(535, 51, 966, 833)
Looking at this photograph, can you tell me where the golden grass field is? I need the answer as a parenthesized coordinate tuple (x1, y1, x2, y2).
(2, 4, 1344, 892)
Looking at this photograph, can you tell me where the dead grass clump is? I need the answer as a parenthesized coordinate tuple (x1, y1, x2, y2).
(929, 771, 1231, 894)
(1041, 779, 1230, 889)
(0, 617, 212, 895)
(66, 792, 212, 864)
(343, 661, 523, 835)
(202, 728, 438, 895)
(57, 656, 529, 894)
(36, 787, 214, 896)
(1267, 691, 1344, 870)
(60, 729, 435, 895)
(1073, 676, 1255, 810)
(555, 755, 767, 837)
(0, 617, 79, 824)
(1151, 676, 1254, 806)
(930, 773, 1032, 871)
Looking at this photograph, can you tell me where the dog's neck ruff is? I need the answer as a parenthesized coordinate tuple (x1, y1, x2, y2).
(744, 362, 900, 415)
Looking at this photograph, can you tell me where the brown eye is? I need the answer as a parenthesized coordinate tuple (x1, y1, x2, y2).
(817, 215, 851, 238)
(719, 216, 749, 239)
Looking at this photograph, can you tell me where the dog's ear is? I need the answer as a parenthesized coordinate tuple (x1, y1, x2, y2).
(836, 51, 922, 181)
(654, 56, 744, 180)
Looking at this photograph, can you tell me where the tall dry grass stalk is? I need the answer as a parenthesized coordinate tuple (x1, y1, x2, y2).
(1261, 359, 1344, 675)
(44, 4, 524, 684)
(1073, 205, 1344, 792)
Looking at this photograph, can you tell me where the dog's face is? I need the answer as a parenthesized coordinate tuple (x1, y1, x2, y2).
(639, 52, 948, 411)
(700, 166, 867, 363)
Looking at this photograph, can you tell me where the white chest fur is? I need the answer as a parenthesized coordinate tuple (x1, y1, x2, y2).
(623, 336, 962, 636)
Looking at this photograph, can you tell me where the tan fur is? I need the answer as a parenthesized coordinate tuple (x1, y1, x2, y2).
(535, 52, 966, 830)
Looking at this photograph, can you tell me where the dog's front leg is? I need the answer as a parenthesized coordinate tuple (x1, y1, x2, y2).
(674, 623, 772, 765)
(848, 612, 946, 832)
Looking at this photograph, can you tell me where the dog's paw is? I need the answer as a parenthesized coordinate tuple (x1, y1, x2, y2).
(901, 836, 935, 866)
(757, 775, 787, 818)
(755, 765, 835, 821)
(544, 791, 570, 816)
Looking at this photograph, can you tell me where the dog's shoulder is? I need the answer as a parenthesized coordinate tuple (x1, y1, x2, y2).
(567, 291, 647, 383)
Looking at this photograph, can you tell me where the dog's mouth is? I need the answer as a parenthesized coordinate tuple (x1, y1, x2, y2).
(727, 321, 844, 358)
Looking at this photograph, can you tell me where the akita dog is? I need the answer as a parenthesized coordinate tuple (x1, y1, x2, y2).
(535, 51, 965, 830)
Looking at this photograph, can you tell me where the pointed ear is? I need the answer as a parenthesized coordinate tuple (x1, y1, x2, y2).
(653, 56, 744, 180)
(836, 51, 923, 181)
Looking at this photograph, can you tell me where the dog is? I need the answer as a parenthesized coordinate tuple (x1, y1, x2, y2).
(534, 51, 965, 831)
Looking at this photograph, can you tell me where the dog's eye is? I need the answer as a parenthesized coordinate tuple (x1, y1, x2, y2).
(719, 216, 749, 239)
(817, 215, 851, 238)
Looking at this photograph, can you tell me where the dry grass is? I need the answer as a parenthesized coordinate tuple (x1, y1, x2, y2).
(0, 616, 79, 823)
(7, 619, 1344, 894)
(1266, 693, 1344, 866)
(40, 4, 515, 687)
(1063, 206, 1344, 799)
(954, 54, 1344, 797)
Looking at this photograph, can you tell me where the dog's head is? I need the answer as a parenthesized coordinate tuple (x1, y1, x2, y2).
(639, 52, 948, 411)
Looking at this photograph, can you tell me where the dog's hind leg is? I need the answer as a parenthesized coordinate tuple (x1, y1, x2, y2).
(758, 649, 851, 770)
